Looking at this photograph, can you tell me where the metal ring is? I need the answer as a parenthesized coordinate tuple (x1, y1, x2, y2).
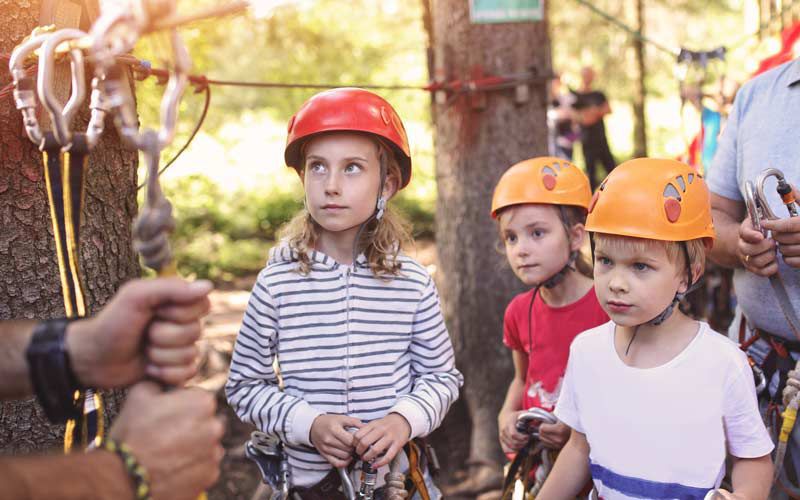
(744, 254, 751, 265)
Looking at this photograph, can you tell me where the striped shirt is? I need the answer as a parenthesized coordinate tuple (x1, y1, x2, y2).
(225, 244, 463, 486)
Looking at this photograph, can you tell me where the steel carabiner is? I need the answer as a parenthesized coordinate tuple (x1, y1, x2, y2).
(37, 29, 88, 148)
(9, 29, 52, 146)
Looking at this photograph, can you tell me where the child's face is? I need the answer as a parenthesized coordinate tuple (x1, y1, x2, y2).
(593, 236, 686, 327)
(302, 132, 384, 235)
(499, 204, 578, 286)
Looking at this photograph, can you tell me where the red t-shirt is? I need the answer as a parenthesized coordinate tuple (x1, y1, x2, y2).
(503, 286, 609, 411)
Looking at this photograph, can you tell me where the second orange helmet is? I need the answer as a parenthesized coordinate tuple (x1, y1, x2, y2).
(491, 157, 592, 219)
(585, 158, 715, 245)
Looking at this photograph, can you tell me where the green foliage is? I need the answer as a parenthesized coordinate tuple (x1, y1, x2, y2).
(161, 174, 434, 282)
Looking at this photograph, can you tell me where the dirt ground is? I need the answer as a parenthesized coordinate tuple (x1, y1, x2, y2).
(194, 240, 447, 500)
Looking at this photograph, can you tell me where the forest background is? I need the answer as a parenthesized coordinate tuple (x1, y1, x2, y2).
(136, 0, 785, 284)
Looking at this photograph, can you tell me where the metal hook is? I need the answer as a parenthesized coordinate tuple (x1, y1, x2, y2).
(37, 29, 88, 147)
(9, 31, 52, 146)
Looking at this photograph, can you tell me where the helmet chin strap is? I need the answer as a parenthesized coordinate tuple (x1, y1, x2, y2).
(539, 250, 578, 288)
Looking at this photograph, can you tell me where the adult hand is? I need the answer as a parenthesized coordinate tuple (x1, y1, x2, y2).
(353, 413, 411, 468)
(109, 382, 224, 500)
(762, 213, 800, 269)
(310, 414, 363, 468)
(737, 216, 777, 277)
(67, 278, 213, 389)
(498, 410, 529, 454)
(538, 421, 571, 449)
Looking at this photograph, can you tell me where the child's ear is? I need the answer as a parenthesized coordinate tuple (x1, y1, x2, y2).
(569, 223, 586, 252)
(382, 175, 399, 201)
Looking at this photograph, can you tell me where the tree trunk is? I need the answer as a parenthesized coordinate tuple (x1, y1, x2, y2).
(429, 0, 550, 488)
(0, 0, 138, 453)
(631, 0, 648, 158)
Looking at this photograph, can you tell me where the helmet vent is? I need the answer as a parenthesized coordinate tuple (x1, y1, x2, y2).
(687, 173, 694, 184)
(675, 175, 686, 192)
(663, 183, 682, 202)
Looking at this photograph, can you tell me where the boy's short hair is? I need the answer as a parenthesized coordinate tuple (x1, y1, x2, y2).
(594, 233, 706, 278)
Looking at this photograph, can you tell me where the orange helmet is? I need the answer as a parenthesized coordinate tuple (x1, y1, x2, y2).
(284, 88, 412, 188)
(491, 157, 592, 218)
(585, 158, 715, 245)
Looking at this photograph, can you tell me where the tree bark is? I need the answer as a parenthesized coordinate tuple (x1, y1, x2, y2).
(429, 0, 550, 485)
(0, 0, 138, 453)
(631, 0, 648, 158)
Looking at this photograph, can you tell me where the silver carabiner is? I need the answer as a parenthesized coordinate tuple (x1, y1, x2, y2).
(90, 0, 173, 70)
(9, 30, 52, 146)
(37, 29, 88, 147)
(515, 407, 558, 435)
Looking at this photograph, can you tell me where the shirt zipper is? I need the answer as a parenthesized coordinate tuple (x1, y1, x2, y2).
(344, 265, 352, 414)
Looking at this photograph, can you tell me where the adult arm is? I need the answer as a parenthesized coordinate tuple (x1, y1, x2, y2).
(0, 278, 212, 400)
(0, 382, 224, 500)
(0, 450, 133, 500)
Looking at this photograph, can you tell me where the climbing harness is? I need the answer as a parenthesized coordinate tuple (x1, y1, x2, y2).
(501, 408, 558, 500)
(246, 434, 436, 500)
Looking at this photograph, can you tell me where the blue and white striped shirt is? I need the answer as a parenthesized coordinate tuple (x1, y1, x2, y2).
(225, 244, 463, 485)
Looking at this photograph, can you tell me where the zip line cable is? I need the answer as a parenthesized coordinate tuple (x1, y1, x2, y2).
(570, 0, 800, 57)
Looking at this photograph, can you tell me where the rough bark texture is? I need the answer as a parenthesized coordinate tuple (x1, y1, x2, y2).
(0, 0, 138, 453)
(429, 0, 550, 480)
(631, 0, 648, 158)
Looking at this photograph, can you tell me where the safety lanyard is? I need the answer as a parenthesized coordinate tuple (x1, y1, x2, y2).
(9, 27, 105, 452)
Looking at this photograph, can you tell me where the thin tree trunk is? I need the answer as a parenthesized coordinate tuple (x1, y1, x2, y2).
(430, 0, 550, 488)
(0, 0, 138, 452)
(631, 0, 648, 158)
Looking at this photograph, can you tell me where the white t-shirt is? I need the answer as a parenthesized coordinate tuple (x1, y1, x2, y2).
(555, 321, 773, 499)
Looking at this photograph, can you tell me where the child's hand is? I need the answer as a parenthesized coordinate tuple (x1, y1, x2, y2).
(538, 421, 571, 449)
(310, 414, 364, 468)
(353, 413, 411, 468)
(499, 410, 529, 453)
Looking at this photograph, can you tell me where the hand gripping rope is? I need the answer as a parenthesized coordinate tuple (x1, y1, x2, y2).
(743, 168, 800, 495)
(10, 26, 107, 452)
(500, 408, 558, 500)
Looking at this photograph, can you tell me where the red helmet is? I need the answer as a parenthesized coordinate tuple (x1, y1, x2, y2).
(284, 88, 412, 188)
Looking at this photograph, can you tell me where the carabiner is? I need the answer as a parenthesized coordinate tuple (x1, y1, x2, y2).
(9, 30, 52, 146)
(90, 0, 175, 70)
(515, 407, 558, 435)
(37, 29, 88, 147)
(756, 168, 799, 219)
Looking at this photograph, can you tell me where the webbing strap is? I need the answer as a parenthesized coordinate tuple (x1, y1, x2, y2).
(41, 131, 103, 451)
(42, 133, 80, 317)
(405, 440, 431, 500)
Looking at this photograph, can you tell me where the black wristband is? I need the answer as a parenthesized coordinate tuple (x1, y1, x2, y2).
(26, 318, 83, 423)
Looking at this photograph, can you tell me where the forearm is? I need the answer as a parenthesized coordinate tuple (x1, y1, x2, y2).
(0, 450, 133, 500)
(499, 377, 525, 417)
(730, 455, 772, 499)
(536, 430, 591, 499)
(709, 208, 744, 268)
(0, 320, 36, 399)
